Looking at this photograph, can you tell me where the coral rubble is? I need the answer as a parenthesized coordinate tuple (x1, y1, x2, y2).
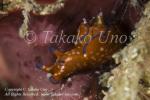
(103, 1, 150, 100)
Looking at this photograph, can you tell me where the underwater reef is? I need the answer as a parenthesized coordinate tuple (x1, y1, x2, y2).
(0, 0, 150, 100)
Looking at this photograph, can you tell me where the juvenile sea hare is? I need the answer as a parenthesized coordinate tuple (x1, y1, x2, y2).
(42, 14, 124, 80)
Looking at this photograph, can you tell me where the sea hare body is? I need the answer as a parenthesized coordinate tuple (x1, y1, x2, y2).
(43, 15, 124, 80)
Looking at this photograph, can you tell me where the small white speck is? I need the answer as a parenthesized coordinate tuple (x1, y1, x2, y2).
(98, 11, 103, 16)
(61, 84, 65, 90)
(61, 66, 65, 69)
(65, 57, 72, 62)
(83, 97, 89, 100)
(124, 87, 130, 92)
(47, 73, 52, 79)
(67, 78, 72, 82)
(83, 18, 87, 24)
(95, 71, 100, 74)
(84, 54, 87, 57)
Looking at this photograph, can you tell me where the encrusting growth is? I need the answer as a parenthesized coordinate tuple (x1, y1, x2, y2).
(103, 1, 150, 100)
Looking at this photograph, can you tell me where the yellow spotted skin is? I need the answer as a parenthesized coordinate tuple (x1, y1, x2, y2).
(43, 16, 124, 80)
